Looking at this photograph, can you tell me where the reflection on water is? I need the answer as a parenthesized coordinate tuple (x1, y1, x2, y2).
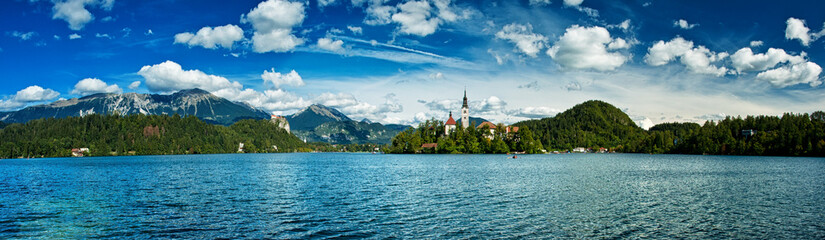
(1, 153, 824, 238)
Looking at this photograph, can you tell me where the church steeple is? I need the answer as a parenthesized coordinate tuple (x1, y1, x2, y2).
(462, 89, 468, 108)
(461, 89, 469, 129)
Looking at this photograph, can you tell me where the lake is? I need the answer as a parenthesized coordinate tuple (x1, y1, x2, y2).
(1, 153, 824, 239)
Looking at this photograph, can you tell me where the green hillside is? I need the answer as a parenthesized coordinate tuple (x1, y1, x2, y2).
(513, 100, 645, 151)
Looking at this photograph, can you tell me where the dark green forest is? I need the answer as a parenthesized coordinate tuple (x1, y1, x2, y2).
(387, 120, 544, 154)
(640, 113, 825, 156)
(514, 100, 825, 156)
(0, 114, 310, 159)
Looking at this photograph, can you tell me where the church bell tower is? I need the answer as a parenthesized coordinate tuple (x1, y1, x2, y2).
(461, 89, 469, 129)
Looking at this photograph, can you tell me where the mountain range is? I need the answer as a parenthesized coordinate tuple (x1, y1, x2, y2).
(285, 104, 410, 144)
(0, 89, 413, 144)
(0, 89, 269, 126)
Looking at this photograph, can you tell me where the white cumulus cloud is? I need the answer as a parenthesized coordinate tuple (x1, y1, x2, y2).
(137, 60, 243, 93)
(316, 37, 344, 52)
(730, 47, 805, 73)
(52, 0, 114, 31)
(756, 61, 822, 88)
(69, 33, 82, 39)
(785, 17, 812, 46)
(547, 25, 628, 71)
(645, 37, 729, 76)
(495, 23, 548, 57)
(392, 0, 440, 37)
(174, 24, 244, 49)
(262, 68, 305, 88)
(71, 78, 122, 96)
(1, 85, 61, 111)
(241, 0, 306, 53)
(13, 85, 61, 102)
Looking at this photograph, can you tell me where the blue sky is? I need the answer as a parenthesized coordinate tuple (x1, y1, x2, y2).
(2, 0, 824, 128)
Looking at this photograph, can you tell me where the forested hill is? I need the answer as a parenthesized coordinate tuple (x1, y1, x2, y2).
(0, 114, 309, 159)
(513, 100, 645, 151)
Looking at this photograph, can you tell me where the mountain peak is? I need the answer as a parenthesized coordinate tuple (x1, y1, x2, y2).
(286, 104, 351, 131)
(173, 88, 212, 96)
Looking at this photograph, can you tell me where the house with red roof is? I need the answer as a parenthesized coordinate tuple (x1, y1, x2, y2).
(444, 111, 457, 135)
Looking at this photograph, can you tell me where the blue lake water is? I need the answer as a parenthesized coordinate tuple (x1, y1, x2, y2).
(1, 153, 824, 239)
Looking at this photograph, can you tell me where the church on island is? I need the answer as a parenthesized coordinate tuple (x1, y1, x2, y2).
(443, 90, 518, 138)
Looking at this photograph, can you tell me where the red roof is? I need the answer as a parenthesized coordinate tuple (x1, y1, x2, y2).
(477, 121, 496, 129)
(445, 116, 456, 125)
(422, 143, 438, 148)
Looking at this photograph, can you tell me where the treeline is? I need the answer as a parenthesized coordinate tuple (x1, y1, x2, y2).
(413, 100, 825, 156)
(639, 112, 825, 156)
(387, 120, 543, 154)
(0, 114, 310, 159)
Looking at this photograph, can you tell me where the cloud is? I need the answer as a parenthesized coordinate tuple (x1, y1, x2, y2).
(1, 85, 62, 111)
(391, 1, 440, 36)
(565, 81, 582, 91)
(673, 19, 698, 29)
(756, 61, 822, 88)
(71, 78, 122, 96)
(262, 68, 305, 88)
(473, 96, 507, 115)
(785, 17, 812, 46)
(529, 0, 551, 6)
(128, 81, 141, 90)
(418, 98, 459, 112)
(607, 19, 631, 31)
(730, 47, 805, 73)
(347, 25, 363, 35)
(10, 31, 37, 41)
(241, 0, 306, 53)
(314, 92, 403, 120)
(137, 60, 243, 93)
(69, 33, 81, 39)
(218, 88, 311, 113)
(95, 33, 112, 39)
(634, 117, 654, 130)
(316, 37, 344, 52)
(644, 37, 729, 76)
(145, 29, 154, 35)
(518, 81, 539, 90)
(696, 113, 727, 121)
(749, 40, 763, 47)
(52, 0, 113, 31)
(388, 0, 466, 37)
(363, 2, 395, 25)
(547, 25, 628, 71)
(563, 0, 583, 6)
(318, 0, 336, 8)
(510, 106, 560, 118)
(174, 24, 244, 50)
(495, 23, 548, 57)
(14, 85, 61, 102)
(429, 72, 443, 80)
